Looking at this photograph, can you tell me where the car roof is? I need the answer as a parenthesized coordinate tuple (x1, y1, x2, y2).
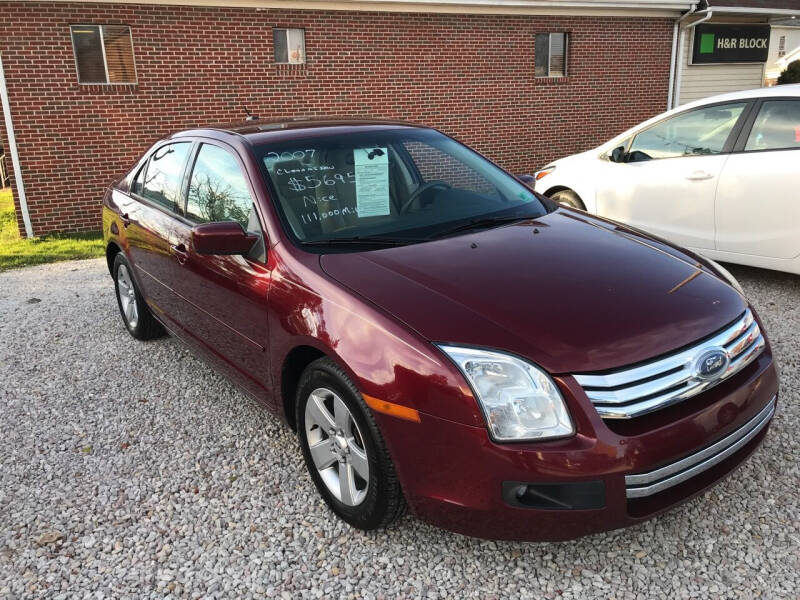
(172, 117, 426, 146)
(681, 83, 800, 108)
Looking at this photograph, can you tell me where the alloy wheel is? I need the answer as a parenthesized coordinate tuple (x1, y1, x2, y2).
(117, 264, 139, 329)
(304, 387, 370, 506)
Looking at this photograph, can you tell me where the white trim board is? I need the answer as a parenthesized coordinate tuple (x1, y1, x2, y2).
(13, 0, 697, 17)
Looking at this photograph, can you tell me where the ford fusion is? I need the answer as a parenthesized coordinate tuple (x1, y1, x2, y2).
(103, 119, 778, 541)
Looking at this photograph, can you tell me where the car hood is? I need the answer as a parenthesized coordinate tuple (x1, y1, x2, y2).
(552, 148, 597, 166)
(319, 210, 746, 374)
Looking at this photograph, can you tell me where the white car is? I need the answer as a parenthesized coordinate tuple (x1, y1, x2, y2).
(533, 84, 800, 275)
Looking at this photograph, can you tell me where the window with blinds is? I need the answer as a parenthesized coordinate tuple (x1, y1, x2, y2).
(273, 28, 306, 64)
(535, 33, 568, 78)
(70, 25, 136, 84)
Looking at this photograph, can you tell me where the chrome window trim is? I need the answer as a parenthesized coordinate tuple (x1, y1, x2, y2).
(625, 397, 776, 499)
(574, 309, 765, 419)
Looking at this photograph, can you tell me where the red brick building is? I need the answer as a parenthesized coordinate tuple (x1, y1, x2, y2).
(1, 0, 698, 236)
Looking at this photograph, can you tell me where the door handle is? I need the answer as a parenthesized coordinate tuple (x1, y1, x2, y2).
(170, 243, 189, 265)
(685, 171, 714, 181)
(120, 213, 132, 228)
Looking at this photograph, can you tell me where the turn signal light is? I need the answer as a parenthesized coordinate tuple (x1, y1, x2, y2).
(535, 166, 555, 180)
(363, 394, 421, 423)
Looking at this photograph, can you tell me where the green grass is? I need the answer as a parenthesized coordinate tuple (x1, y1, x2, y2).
(0, 188, 104, 271)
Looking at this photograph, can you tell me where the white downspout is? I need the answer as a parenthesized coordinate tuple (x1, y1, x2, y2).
(667, 20, 679, 109)
(673, 9, 713, 109)
(0, 52, 33, 238)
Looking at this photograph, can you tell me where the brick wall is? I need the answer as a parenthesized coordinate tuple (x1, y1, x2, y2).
(0, 2, 674, 236)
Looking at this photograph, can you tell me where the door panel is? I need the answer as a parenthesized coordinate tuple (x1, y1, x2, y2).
(596, 156, 726, 249)
(169, 142, 273, 401)
(596, 102, 749, 250)
(597, 101, 749, 249)
(717, 157, 798, 258)
(174, 253, 273, 399)
(126, 201, 193, 328)
(716, 98, 800, 259)
(124, 141, 193, 328)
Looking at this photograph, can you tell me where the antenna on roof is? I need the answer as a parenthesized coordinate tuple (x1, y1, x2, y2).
(244, 105, 258, 121)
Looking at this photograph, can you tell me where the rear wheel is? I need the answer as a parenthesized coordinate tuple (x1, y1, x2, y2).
(549, 189, 585, 210)
(112, 253, 165, 340)
(296, 357, 405, 530)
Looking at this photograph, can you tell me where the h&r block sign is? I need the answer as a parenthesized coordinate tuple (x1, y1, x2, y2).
(691, 24, 770, 65)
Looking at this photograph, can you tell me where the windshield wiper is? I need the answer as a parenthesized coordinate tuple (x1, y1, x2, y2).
(300, 235, 423, 247)
(427, 215, 536, 240)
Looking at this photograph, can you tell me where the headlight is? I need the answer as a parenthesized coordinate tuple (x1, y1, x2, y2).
(704, 257, 745, 296)
(533, 165, 556, 181)
(438, 346, 574, 442)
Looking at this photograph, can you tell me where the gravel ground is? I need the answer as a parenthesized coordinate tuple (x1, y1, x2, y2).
(0, 258, 797, 599)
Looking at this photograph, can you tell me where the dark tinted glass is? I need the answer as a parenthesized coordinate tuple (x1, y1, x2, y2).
(71, 25, 106, 83)
(745, 100, 800, 151)
(187, 144, 253, 227)
(142, 142, 192, 212)
(535, 33, 549, 77)
(131, 163, 147, 196)
(273, 29, 288, 63)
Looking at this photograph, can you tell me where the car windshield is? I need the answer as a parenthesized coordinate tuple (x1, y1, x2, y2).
(256, 128, 547, 246)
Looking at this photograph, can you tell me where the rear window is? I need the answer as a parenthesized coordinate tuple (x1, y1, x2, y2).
(256, 128, 545, 244)
(141, 142, 192, 212)
(745, 100, 800, 152)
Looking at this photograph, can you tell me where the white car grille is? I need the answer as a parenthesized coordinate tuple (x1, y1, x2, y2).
(573, 309, 765, 419)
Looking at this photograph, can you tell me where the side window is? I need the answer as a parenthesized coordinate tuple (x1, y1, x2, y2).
(141, 142, 192, 212)
(187, 144, 266, 261)
(186, 144, 254, 227)
(627, 103, 747, 162)
(744, 100, 800, 152)
(131, 162, 147, 196)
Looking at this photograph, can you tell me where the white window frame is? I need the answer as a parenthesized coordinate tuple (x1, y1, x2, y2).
(70, 24, 138, 85)
(273, 28, 306, 65)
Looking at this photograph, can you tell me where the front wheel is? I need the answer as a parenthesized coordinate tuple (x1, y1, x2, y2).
(549, 189, 585, 210)
(296, 358, 406, 530)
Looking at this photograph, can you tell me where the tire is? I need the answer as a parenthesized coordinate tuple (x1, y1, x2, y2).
(296, 357, 406, 530)
(112, 252, 165, 341)
(549, 189, 585, 210)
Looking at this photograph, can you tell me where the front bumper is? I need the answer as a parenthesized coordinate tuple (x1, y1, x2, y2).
(376, 351, 778, 541)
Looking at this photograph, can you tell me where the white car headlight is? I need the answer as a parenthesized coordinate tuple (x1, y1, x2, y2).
(705, 258, 745, 296)
(438, 346, 574, 442)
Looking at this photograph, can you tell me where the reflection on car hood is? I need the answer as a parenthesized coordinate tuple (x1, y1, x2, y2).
(319, 210, 746, 374)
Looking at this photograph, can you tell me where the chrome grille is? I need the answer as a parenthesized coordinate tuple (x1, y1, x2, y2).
(574, 309, 765, 419)
(625, 397, 775, 498)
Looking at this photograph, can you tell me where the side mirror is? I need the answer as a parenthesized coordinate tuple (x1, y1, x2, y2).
(192, 221, 258, 255)
(516, 174, 536, 188)
(610, 146, 627, 163)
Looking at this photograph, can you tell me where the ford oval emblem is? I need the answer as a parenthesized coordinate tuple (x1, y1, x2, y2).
(695, 348, 729, 380)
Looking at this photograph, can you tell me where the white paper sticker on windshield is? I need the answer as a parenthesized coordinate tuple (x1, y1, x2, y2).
(354, 147, 390, 218)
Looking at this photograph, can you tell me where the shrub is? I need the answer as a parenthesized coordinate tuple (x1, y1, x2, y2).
(777, 60, 800, 85)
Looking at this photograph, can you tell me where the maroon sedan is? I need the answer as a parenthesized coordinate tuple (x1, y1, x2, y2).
(103, 119, 778, 541)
